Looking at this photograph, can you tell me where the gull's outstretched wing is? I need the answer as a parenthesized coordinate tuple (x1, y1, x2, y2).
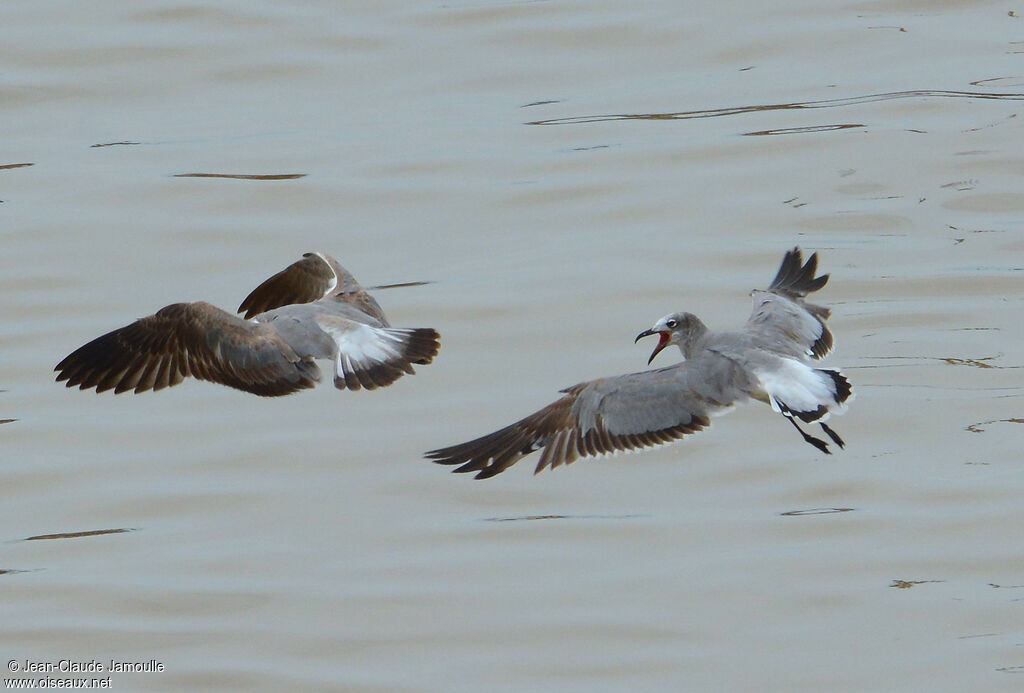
(55, 302, 320, 396)
(426, 355, 758, 479)
(745, 247, 834, 360)
(238, 252, 389, 324)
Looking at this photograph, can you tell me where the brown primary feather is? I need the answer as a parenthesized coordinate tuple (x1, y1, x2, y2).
(237, 252, 391, 325)
(237, 253, 338, 319)
(426, 381, 712, 480)
(55, 303, 320, 397)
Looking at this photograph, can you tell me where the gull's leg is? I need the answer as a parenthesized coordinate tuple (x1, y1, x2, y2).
(783, 414, 831, 455)
(819, 422, 845, 449)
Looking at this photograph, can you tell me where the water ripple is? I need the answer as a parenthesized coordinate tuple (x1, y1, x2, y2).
(526, 90, 1024, 126)
(24, 528, 135, 541)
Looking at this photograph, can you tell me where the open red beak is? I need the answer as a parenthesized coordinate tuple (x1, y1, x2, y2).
(635, 329, 670, 365)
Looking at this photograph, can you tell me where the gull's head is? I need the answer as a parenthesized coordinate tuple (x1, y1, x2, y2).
(635, 312, 702, 365)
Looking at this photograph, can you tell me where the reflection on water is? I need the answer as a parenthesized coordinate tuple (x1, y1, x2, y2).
(890, 579, 944, 589)
(526, 89, 1024, 125)
(778, 507, 855, 516)
(742, 123, 864, 137)
(24, 529, 135, 542)
(483, 514, 646, 522)
(941, 357, 1003, 368)
(966, 418, 1024, 434)
(171, 172, 307, 180)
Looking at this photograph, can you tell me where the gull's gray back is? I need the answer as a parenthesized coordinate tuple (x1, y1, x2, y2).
(254, 300, 385, 361)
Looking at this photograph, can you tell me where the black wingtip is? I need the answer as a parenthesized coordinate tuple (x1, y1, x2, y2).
(768, 248, 830, 297)
(820, 369, 853, 406)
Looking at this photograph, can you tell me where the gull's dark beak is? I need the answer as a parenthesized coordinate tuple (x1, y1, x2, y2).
(635, 329, 670, 365)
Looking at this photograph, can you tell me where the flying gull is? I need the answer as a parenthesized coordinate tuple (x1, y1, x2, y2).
(55, 252, 440, 396)
(426, 248, 852, 478)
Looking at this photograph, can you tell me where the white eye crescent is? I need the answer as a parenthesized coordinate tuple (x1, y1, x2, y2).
(665, 319, 678, 329)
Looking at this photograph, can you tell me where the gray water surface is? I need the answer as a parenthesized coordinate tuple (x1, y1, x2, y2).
(3, 1, 1024, 691)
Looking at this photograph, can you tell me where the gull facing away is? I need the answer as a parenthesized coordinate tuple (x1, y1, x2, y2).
(55, 252, 441, 396)
(427, 248, 852, 479)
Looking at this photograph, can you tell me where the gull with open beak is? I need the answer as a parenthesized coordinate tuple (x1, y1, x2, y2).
(427, 248, 852, 479)
(634, 312, 711, 366)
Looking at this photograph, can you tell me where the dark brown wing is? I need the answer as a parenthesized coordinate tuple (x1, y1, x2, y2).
(238, 252, 340, 319)
(238, 252, 390, 325)
(426, 365, 723, 479)
(55, 302, 320, 396)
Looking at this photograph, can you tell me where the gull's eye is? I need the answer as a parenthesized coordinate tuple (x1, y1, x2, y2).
(665, 319, 678, 329)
